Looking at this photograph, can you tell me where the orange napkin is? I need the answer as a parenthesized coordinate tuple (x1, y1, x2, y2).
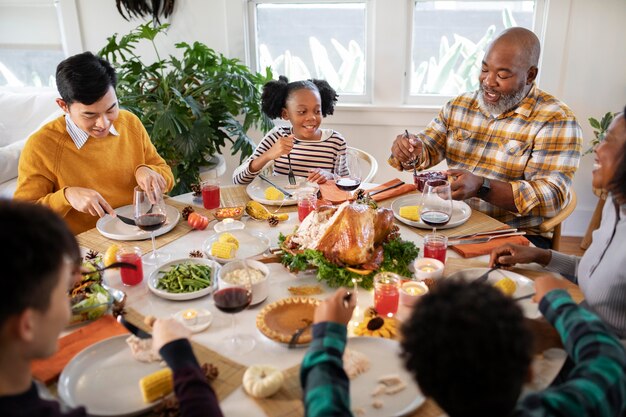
(31, 315, 129, 384)
(319, 179, 415, 204)
(450, 235, 530, 258)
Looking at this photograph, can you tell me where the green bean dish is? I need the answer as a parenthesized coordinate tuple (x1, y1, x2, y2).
(156, 263, 212, 293)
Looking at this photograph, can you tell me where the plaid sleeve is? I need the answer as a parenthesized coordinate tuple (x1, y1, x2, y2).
(510, 116, 582, 217)
(516, 290, 626, 417)
(300, 322, 353, 417)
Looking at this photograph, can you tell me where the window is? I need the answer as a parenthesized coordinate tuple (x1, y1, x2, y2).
(409, 1, 536, 97)
(0, 1, 64, 87)
(248, 1, 368, 99)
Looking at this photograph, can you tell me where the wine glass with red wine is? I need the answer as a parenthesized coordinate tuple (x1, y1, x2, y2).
(133, 186, 170, 265)
(213, 260, 255, 355)
(334, 149, 362, 200)
(420, 179, 453, 229)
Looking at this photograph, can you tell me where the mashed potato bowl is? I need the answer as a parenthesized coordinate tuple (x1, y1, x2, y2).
(217, 259, 270, 306)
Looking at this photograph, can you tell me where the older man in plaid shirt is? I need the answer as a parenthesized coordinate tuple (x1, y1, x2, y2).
(391, 27, 582, 247)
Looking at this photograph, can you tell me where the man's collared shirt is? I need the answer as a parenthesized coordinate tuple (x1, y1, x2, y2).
(416, 84, 582, 230)
(65, 114, 119, 149)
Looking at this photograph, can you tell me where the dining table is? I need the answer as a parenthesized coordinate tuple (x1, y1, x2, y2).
(62, 183, 583, 417)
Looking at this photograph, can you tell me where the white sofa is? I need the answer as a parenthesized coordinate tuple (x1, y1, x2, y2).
(0, 87, 61, 198)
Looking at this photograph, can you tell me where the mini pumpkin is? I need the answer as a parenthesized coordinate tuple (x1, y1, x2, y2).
(242, 365, 284, 398)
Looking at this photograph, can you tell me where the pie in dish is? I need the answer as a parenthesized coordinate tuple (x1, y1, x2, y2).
(256, 297, 320, 345)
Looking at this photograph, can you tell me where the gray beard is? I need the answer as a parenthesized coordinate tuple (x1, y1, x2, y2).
(478, 85, 527, 115)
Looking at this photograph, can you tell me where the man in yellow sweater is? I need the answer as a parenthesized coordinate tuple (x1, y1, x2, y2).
(14, 52, 174, 234)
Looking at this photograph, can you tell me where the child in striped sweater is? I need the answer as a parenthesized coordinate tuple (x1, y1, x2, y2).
(233, 76, 346, 185)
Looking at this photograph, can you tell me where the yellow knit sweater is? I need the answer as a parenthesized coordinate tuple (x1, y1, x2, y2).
(14, 110, 174, 234)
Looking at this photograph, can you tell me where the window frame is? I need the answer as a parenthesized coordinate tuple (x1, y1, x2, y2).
(245, 0, 373, 103)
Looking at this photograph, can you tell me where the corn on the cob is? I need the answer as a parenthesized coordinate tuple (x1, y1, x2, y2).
(264, 186, 285, 200)
(218, 232, 240, 249)
(493, 277, 517, 296)
(139, 368, 173, 403)
(211, 241, 237, 259)
(399, 206, 421, 221)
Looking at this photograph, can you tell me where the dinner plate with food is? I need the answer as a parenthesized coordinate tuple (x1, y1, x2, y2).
(343, 337, 425, 417)
(447, 268, 540, 318)
(58, 334, 165, 416)
(148, 258, 219, 301)
(202, 230, 270, 263)
(245, 175, 319, 206)
(391, 195, 472, 229)
(96, 204, 180, 241)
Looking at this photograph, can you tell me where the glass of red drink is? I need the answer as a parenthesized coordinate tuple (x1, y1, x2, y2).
(423, 232, 448, 264)
(374, 272, 401, 317)
(201, 179, 220, 210)
(296, 190, 317, 222)
(116, 246, 144, 286)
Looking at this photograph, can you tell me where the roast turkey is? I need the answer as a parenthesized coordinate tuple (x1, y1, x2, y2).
(290, 201, 396, 267)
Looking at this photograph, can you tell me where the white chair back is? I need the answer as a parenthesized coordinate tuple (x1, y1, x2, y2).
(348, 146, 378, 183)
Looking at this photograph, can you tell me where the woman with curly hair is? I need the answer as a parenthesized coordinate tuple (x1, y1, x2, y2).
(233, 75, 347, 185)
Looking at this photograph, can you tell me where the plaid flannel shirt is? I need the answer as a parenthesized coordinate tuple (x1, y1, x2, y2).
(416, 84, 583, 230)
(300, 291, 626, 417)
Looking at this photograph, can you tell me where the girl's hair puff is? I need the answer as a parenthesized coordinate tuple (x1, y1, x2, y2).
(261, 75, 339, 119)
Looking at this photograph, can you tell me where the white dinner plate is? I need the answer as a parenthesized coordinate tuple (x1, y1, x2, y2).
(148, 258, 220, 301)
(245, 175, 318, 206)
(391, 195, 471, 230)
(347, 337, 425, 417)
(58, 335, 164, 416)
(202, 230, 270, 263)
(96, 204, 180, 241)
(447, 268, 540, 319)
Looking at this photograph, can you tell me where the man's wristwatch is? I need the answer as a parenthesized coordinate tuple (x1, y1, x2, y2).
(477, 177, 491, 199)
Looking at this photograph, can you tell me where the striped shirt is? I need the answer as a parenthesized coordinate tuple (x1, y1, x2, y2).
(547, 194, 626, 338)
(64, 113, 119, 149)
(301, 291, 626, 417)
(232, 126, 347, 184)
(415, 84, 582, 230)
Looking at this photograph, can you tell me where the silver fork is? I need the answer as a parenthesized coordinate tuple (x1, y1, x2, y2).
(287, 154, 297, 185)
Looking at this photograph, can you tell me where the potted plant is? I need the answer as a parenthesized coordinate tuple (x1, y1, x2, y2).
(99, 23, 273, 195)
(584, 111, 617, 155)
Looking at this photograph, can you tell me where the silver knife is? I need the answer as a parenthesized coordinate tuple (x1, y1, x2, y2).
(447, 228, 518, 240)
(258, 174, 293, 198)
(448, 231, 526, 246)
(368, 181, 405, 197)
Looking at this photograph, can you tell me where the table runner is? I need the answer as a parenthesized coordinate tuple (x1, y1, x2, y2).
(76, 199, 212, 255)
(123, 307, 246, 403)
(221, 185, 298, 214)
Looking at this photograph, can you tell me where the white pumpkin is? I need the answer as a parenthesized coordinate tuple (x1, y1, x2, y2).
(242, 365, 284, 398)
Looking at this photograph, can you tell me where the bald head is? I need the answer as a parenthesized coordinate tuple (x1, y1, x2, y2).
(489, 27, 541, 69)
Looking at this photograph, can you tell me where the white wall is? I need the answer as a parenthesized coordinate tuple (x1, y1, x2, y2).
(57, 0, 626, 236)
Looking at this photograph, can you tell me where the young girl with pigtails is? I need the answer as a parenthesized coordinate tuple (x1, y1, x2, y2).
(233, 75, 347, 185)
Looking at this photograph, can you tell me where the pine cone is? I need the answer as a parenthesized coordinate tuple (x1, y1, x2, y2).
(189, 250, 204, 258)
(85, 249, 100, 260)
(190, 183, 202, 197)
(354, 189, 366, 201)
(181, 206, 195, 220)
(202, 363, 219, 381)
(268, 216, 279, 227)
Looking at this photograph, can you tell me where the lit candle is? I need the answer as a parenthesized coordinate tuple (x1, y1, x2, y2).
(418, 265, 437, 273)
(182, 309, 198, 325)
(413, 258, 444, 281)
(400, 281, 429, 306)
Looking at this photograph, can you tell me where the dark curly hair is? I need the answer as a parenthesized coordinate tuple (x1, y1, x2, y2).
(400, 279, 533, 417)
(56, 51, 117, 105)
(608, 107, 626, 202)
(0, 200, 80, 326)
(261, 75, 338, 119)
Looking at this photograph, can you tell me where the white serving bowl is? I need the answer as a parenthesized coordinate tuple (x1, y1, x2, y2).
(217, 259, 270, 306)
(413, 257, 444, 281)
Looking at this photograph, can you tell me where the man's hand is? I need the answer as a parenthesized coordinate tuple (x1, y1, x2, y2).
(490, 243, 552, 268)
(314, 288, 356, 326)
(152, 317, 191, 353)
(446, 169, 483, 200)
(532, 275, 570, 303)
(307, 168, 333, 184)
(64, 186, 116, 218)
(391, 133, 423, 164)
(136, 166, 167, 203)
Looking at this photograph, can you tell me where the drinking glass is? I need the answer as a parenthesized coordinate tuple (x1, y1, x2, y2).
(133, 186, 170, 265)
(423, 233, 448, 265)
(116, 246, 144, 286)
(420, 179, 453, 230)
(334, 149, 362, 200)
(213, 260, 255, 355)
(201, 178, 220, 209)
(374, 272, 401, 317)
(296, 189, 317, 222)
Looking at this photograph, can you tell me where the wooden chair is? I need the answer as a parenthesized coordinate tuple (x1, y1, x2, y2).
(348, 146, 378, 183)
(538, 190, 577, 251)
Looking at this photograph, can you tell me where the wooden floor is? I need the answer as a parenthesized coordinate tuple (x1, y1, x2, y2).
(560, 236, 586, 257)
